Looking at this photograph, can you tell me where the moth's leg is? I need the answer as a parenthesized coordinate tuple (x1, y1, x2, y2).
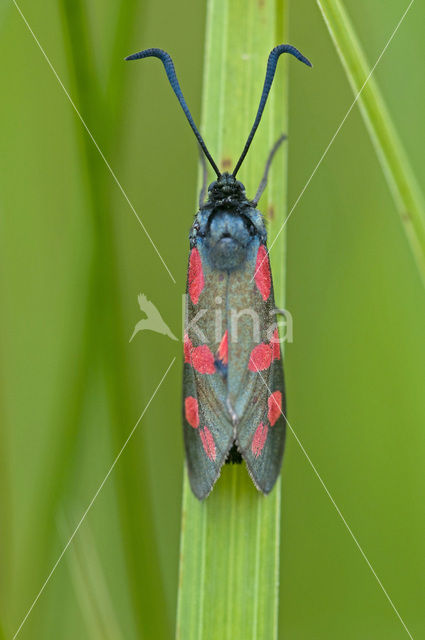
(198, 147, 208, 208)
(252, 134, 287, 206)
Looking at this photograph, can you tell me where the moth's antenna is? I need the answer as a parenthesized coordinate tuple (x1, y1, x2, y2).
(232, 45, 312, 178)
(253, 134, 287, 206)
(198, 147, 208, 208)
(126, 48, 221, 177)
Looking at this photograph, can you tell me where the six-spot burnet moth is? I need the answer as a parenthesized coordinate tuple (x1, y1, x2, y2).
(126, 44, 311, 499)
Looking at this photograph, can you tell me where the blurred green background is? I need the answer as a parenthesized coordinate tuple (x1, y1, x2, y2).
(1, 0, 424, 638)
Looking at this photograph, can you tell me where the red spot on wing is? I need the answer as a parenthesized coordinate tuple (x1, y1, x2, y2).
(251, 422, 268, 458)
(191, 345, 216, 374)
(217, 330, 228, 365)
(271, 328, 281, 361)
(200, 426, 216, 461)
(248, 343, 272, 372)
(185, 396, 199, 429)
(254, 245, 271, 301)
(184, 333, 192, 364)
(268, 391, 282, 426)
(188, 247, 204, 305)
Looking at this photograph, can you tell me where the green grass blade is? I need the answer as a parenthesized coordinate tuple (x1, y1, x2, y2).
(176, 1, 288, 638)
(10, 4, 171, 638)
(177, 467, 281, 640)
(62, 519, 125, 640)
(317, 0, 425, 284)
(58, 4, 172, 638)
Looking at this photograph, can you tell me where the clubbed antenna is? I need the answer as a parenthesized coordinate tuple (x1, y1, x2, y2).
(232, 45, 312, 177)
(126, 48, 221, 177)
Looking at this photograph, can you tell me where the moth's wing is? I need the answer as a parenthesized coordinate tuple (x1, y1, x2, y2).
(226, 240, 286, 494)
(236, 349, 286, 494)
(183, 362, 234, 499)
(226, 239, 270, 417)
(182, 246, 234, 500)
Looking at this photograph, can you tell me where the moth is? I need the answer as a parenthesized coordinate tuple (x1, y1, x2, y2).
(126, 45, 311, 499)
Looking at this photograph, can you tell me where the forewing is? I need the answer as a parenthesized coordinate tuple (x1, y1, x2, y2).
(182, 245, 234, 499)
(236, 351, 286, 494)
(228, 241, 286, 494)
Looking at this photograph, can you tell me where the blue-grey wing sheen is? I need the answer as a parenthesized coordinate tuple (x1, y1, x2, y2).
(183, 241, 285, 498)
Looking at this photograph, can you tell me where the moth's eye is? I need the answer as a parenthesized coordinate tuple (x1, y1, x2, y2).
(192, 221, 204, 237)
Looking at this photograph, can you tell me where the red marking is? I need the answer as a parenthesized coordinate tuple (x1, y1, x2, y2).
(184, 333, 193, 364)
(268, 391, 282, 426)
(271, 328, 281, 361)
(191, 345, 216, 374)
(217, 330, 228, 365)
(188, 248, 204, 305)
(248, 343, 272, 372)
(185, 396, 199, 429)
(254, 245, 271, 301)
(251, 422, 268, 457)
(200, 426, 216, 461)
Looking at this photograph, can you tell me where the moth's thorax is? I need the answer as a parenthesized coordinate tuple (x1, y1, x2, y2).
(206, 210, 251, 270)
(190, 173, 267, 271)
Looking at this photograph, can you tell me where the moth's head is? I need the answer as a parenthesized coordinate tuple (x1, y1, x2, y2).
(206, 173, 247, 208)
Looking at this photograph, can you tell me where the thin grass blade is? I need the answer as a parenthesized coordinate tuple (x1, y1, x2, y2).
(62, 518, 125, 640)
(317, 0, 425, 284)
(176, 1, 288, 638)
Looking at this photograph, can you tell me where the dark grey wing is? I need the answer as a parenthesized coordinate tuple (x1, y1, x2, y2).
(236, 351, 286, 494)
(182, 246, 234, 499)
(226, 240, 286, 494)
(183, 361, 234, 499)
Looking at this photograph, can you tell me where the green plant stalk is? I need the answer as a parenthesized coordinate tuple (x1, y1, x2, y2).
(0, 385, 11, 634)
(14, 3, 170, 639)
(317, 0, 425, 285)
(59, 3, 171, 638)
(176, 1, 288, 638)
(62, 519, 125, 640)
